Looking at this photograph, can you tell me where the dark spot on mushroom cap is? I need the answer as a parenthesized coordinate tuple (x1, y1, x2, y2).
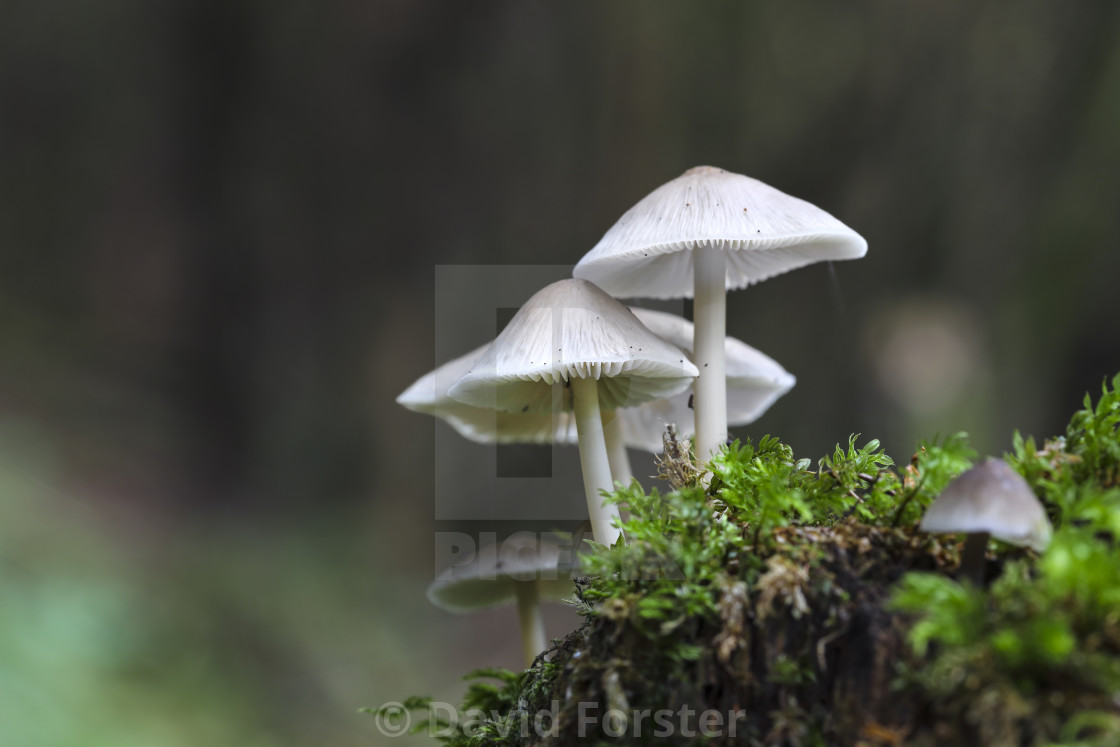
(704, 363, 709, 367)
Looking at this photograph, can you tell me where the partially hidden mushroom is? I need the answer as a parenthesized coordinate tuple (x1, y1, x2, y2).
(448, 279, 699, 546)
(919, 458, 1052, 585)
(397, 343, 645, 486)
(427, 532, 576, 668)
(574, 165, 866, 461)
(397, 343, 576, 445)
(621, 307, 796, 453)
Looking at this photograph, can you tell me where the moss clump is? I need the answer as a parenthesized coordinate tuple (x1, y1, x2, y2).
(375, 374, 1120, 746)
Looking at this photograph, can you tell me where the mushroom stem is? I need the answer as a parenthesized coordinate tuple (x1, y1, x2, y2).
(958, 531, 991, 586)
(693, 243, 728, 463)
(571, 376, 623, 546)
(514, 581, 546, 669)
(601, 409, 634, 486)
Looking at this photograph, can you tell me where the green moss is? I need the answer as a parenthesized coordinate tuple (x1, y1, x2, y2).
(374, 373, 1120, 746)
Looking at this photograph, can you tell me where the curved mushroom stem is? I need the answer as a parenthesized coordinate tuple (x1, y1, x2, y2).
(693, 243, 728, 464)
(571, 376, 623, 546)
(958, 531, 990, 586)
(601, 409, 634, 487)
(514, 581, 546, 669)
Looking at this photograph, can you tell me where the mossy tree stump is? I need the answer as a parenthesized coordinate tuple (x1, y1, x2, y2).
(377, 375, 1120, 746)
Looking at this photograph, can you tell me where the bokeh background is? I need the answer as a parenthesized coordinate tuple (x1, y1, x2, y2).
(2, 2, 1120, 744)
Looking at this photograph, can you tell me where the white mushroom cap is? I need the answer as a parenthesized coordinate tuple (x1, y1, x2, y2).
(573, 166, 868, 299)
(447, 279, 699, 413)
(396, 344, 577, 444)
(919, 458, 1052, 552)
(616, 308, 796, 452)
(426, 533, 577, 613)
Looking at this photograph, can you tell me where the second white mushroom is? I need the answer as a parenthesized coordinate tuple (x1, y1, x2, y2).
(449, 279, 698, 546)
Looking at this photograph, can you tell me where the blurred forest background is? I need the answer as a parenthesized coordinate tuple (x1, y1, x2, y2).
(2, 1, 1119, 745)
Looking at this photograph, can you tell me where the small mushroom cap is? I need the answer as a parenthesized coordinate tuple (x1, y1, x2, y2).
(448, 279, 699, 414)
(617, 308, 796, 452)
(397, 344, 577, 444)
(573, 165, 867, 299)
(919, 458, 1052, 552)
(426, 533, 578, 613)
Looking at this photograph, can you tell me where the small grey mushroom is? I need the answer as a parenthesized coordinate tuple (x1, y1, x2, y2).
(919, 458, 1052, 585)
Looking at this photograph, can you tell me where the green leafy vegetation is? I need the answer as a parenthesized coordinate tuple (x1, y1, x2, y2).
(891, 374, 1120, 745)
(378, 374, 1120, 745)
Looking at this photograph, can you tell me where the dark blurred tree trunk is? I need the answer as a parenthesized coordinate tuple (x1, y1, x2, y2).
(169, 0, 260, 505)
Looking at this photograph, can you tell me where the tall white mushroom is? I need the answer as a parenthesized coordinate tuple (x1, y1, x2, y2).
(448, 279, 698, 545)
(428, 533, 576, 668)
(574, 166, 866, 461)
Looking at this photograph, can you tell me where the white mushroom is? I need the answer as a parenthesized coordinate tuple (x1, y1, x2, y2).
(448, 279, 698, 545)
(427, 533, 576, 668)
(919, 458, 1052, 584)
(574, 166, 866, 461)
